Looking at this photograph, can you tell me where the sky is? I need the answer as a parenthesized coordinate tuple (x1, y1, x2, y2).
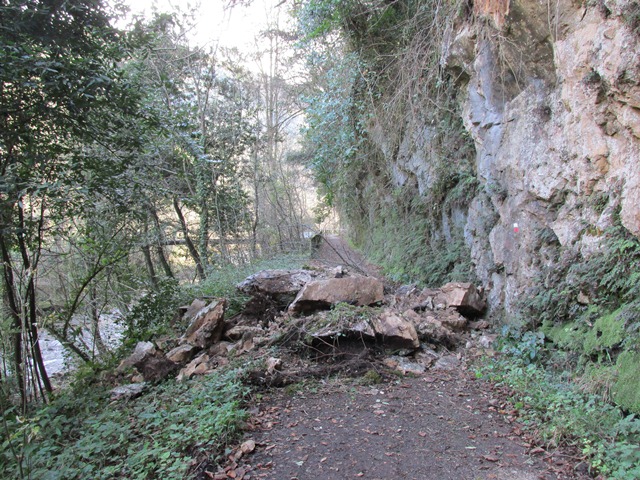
(118, 0, 287, 50)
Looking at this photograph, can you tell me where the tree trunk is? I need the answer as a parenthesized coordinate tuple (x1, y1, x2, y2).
(0, 241, 25, 408)
(172, 196, 205, 279)
(149, 208, 175, 279)
(142, 244, 159, 288)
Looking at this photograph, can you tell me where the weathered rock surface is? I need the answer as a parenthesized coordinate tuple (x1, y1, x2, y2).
(166, 344, 199, 363)
(289, 276, 384, 314)
(182, 299, 226, 348)
(437, 283, 486, 317)
(224, 325, 264, 342)
(134, 354, 179, 382)
(117, 341, 156, 372)
(237, 269, 321, 297)
(110, 383, 146, 401)
(370, 309, 420, 350)
(177, 354, 212, 381)
(405, 310, 462, 348)
(438, 308, 469, 331)
(302, 310, 376, 344)
(182, 299, 207, 324)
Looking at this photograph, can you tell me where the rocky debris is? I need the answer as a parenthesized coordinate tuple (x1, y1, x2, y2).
(134, 354, 180, 382)
(115, 264, 493, 389)
(470, 320, 490, 330)
(438, 309, 468, 331)
(301, 310, 376, 345)
(110, 383, 146, 401)
(289, 276, 384, 314)
(209, 341, 233, 357)
(383, 356, 426, 375)
(434, 354, 462, 370)
(181, 299, 208, 323)
(478, 334, 498, 349)
(182, 299, 226, 348)
(117, 341, 156, 372)
(370, 309, 420, 350)
(237, 269, 322, 298)
(437, 282, 486, 317)
(403, 310, 462, 348)
(166, 344, 199, 363)
(224, 325, 264, 341)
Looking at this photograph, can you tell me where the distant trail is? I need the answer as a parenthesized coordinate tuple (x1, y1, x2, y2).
(311, 234, 383, 279)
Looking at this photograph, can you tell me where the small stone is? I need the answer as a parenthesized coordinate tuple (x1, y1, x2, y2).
(266, 357, 282, 374)
(240, 439, 256, 454)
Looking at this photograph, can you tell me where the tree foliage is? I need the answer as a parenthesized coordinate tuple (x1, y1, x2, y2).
(0, 0, 146, 407)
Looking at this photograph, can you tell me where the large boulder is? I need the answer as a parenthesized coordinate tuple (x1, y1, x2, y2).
(370, 309, 420, 350)
(182, 299, 226, 348)
(436, 282, 486, 317)
(289, 276, 384, 314)
(237, 269, 321, 298)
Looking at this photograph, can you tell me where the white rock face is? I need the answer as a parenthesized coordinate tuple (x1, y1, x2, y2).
(440, 0, 640, 313)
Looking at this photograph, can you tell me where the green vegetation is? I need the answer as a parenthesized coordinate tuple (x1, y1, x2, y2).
(520, 220, 640, 414)
(298, 0, 477, 287)
(2, 249, 306, 479)
(1, 370, 248, 479)
(479, 351, 640, 479)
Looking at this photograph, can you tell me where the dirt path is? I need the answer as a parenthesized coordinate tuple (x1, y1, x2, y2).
(216, 236, 588, 480)
(240, 369, 582, 480)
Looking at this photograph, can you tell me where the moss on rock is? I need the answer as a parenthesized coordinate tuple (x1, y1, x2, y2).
(542, 319, 587, 351)
(583, 309, 626, 355)
(613, 350, 640, 414)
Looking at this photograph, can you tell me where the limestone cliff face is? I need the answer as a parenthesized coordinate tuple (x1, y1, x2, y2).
(393, 0, 640, 314)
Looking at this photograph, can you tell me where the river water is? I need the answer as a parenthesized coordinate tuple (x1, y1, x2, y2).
(39, 312, 125, 376)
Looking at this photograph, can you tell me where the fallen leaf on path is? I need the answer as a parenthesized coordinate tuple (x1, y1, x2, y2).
(482, 455, 500, 462)
(418, 432, 427, 437)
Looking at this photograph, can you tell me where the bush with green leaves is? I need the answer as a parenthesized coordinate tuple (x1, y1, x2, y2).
(1, 370, 248, 480)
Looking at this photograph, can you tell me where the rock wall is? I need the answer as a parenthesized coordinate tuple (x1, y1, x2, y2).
(392, 0, 640, 315)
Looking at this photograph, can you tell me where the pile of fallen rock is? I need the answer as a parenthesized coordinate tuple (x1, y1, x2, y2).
(111, 267, 496, 400)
